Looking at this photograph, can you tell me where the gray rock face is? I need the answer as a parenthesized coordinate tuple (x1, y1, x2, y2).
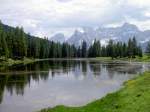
(50, 23, 150, 47)
(50, 33, 66, 43)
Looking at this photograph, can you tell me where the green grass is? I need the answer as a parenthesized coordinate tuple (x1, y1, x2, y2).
(0, 57, 36, 66)
(40, 71, 150, 112)
(95, 54, 150, 62)
(134, 55, 150, 62)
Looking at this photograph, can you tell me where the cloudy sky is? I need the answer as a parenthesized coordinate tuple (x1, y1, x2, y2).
(0, 0, 150, 38)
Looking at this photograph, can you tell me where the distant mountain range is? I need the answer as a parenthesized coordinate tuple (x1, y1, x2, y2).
(50, 23, 150, 48)
(1, 22, 150, 50)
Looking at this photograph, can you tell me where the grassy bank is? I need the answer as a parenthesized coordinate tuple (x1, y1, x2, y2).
(95, 55, 150, 62)
(0, 54, 150, 67)
(0, 57, 36, 66)
(40, 71, 150, 112)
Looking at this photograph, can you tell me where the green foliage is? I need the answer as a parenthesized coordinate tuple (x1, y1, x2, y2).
(146, 41, 150, 56)
(0, 22, 9, 59)
(81, 41, 87, 57)
(87, 37, 143, 59)
(88, 40, 101, 57)
(0, 21, 77, 59)
(0, 21, 146, 60)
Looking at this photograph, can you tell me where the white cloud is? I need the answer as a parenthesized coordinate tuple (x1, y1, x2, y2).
(145, 12, 150, 17)
(128, 19, 150, 31)
(126, 0, 150, 8)
(0, 0, 150, 37)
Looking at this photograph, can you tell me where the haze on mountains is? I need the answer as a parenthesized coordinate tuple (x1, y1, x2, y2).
(50, 23, 150, 47)
(1, 0, 150, 50)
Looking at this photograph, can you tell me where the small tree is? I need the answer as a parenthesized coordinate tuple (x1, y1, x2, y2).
(127, 38, 133, 58)
(132, 37, 138, 58)
(107, 40, 115, 59)
(146, 41, 150, 57)
(81, 41, 87, 58)
(137, 46, 143, 57)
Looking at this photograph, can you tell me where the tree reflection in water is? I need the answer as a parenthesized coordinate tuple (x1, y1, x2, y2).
(0, 60, 145, 104)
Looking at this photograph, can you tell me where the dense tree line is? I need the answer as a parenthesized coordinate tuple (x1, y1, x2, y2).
(0, 21, 144, 60)
(0, 22, 77, 59)
(82, 37, 142, 59)
(92, 37, 143, 59)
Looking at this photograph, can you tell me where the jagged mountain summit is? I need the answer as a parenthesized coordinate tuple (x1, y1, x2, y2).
(50, 23, 150, 46)
(50, 33, 66, 44)
(1, 21, 150, 48)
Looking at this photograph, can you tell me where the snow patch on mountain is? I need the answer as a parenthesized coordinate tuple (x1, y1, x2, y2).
(50, 23, 150, 47)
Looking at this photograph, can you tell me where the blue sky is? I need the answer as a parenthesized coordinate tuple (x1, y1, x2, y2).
(0, 0, 150, 37)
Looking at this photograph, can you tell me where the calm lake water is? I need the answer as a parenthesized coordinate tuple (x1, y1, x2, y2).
(0, 60, 149, 112)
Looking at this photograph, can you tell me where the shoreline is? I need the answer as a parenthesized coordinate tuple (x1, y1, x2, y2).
(39, 71, 150, 112)
(22, 56, 150, 63)
(0, 56, 150, 67)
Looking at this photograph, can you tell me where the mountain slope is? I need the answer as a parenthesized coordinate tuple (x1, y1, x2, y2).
(50, 23, 150, 47)
(50, 33, 66, 43)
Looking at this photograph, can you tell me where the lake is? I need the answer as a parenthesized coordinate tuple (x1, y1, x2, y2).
(0, 60, 149, 112)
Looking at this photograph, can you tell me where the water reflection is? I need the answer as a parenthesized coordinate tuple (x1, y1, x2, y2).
(0, 60, 149, 112)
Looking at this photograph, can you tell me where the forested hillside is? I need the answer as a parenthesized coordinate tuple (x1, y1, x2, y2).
(0, 21, 77, 59)
(0, 21, 144, 60)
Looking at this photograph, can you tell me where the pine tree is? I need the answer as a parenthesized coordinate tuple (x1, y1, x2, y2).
(62, 43, 68, 58)
(122, 43, 127, 57)
(127, 38, 133, 58)
(34, 38, 40, 58)
(77, 46, 81, 57)
(95, 40, 101, 57)
(0, 21, 3, 57)
(107, 40, 115, 59)
(101, 46, 106, 57)
(81, 41, 87, 58)
(20, 27, 27, 58)
(0, 22, 9, 59)
(146, 41, 150, 56)
(1, 32, 9, 58)
(132, 37, 137, 58)
(137, 46, 143, 57)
